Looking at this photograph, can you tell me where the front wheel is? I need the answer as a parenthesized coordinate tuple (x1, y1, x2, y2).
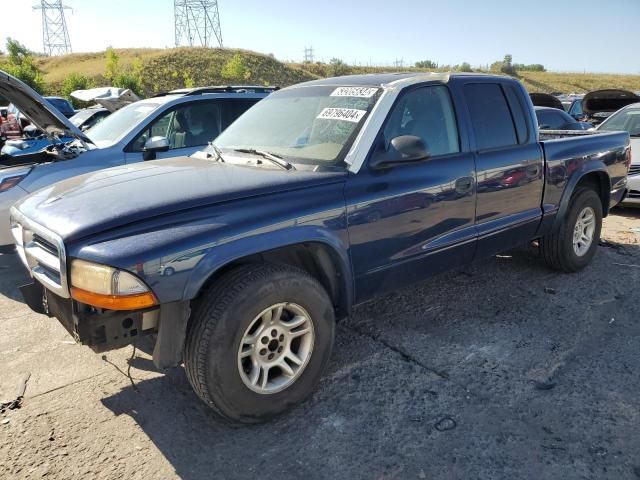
(184, 263, 335, 423)
(540, 187, 603, 272)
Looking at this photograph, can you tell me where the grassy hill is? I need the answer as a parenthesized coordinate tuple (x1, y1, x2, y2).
(23, 47, 640, 97)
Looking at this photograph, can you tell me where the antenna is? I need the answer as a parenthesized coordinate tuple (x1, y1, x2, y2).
(33, 1, 72, 56)
(174, 0, 223, 48)
(303, 46, 314, 63)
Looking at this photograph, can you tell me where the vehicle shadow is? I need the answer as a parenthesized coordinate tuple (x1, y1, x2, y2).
(0, 252, 29, 302)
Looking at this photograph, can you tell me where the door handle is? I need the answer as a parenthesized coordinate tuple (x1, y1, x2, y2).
(455, 176, 474, 194)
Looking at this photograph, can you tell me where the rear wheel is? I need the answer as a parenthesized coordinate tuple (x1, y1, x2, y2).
(540, 187, 603, 272)
(184, 263, 335, 423)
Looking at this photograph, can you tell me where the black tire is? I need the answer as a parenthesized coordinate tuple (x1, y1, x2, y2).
(540, 187, 603, 272)
(184, 263, 335, 423)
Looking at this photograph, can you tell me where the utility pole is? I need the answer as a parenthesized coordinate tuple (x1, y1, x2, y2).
(303, 46, 314, 63)
(174, 0, 223, 48)
(33, 1, 72, 56)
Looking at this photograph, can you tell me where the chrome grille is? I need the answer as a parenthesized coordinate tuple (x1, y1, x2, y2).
(629, 165, 640, 176)
(10, 207, 69, 298)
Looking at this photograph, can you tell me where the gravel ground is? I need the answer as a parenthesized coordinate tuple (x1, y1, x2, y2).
(0, 208, 638, 480)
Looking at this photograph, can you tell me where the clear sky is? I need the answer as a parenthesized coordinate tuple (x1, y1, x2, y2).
(2, 0, 639, 73)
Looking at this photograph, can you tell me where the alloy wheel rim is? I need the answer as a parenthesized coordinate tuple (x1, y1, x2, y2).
(237, 302, 315, 394)
(573, 206, 596, 257)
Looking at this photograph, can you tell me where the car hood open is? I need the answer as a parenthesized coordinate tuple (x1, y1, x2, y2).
(0, 69, 92, 145)
(14, 156, 346, 242)
(70, 87, 140, 113)
(583, 89, 640, 116)
(530, 93, 564, 110)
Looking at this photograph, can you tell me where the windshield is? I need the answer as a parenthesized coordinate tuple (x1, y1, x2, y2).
(214, 85, 381, 166)
(87, 100, 163, 148)
(70, 109, 98, 126)
(598, 106, 640, 136)
(46, 98, 73, 115)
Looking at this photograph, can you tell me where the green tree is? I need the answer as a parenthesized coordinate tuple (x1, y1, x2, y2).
(113, 72, 142, 96)
(62, 73, 94, 101)
(105, 47, 120, 83)
(457, 62, 473, 72)
(329, 58, 350, 76)
(500, 54, 516, 75)
(221, 53, 250, 82)
(415, 60, 437, 69)
(1, 38, 44, 92)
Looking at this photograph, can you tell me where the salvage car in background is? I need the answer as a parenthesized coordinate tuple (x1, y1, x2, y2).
(530, 92, 564, 110)
(535, 106, 592, 130)
(597, 102, 640, 206)
(581, 89, 640, 125)
(69, 86, 141, 131)
(0, 70, 275, 248)
(3, 87, 140, 156)
(11, 72, 630, 423)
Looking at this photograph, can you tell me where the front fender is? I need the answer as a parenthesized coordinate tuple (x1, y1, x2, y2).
(183, 225, 353, 307)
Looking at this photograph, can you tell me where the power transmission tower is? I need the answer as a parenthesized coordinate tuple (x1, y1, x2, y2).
(303, 46, 314, 63)
(393, 58, 404, 68)
(174, 0, 223, 48)
(33, 1, 72, 56)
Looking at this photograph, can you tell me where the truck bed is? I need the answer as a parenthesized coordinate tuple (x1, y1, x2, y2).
(540, 129, 630, 211)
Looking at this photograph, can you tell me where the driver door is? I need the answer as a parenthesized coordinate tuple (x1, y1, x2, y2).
(345, 84, 477, 302)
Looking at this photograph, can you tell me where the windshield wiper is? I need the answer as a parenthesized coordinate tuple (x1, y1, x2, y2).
(233, 148, 295, 170)
(206, 143, 225, 162)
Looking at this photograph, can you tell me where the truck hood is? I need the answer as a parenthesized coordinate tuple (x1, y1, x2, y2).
(14, 157, 346, 242)
(0, 69, 92, 145)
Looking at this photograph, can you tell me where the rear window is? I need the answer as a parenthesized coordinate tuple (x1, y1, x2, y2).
(464, 84, 518, 150)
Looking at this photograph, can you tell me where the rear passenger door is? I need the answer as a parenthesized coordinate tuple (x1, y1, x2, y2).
(463, 82, 544, 258)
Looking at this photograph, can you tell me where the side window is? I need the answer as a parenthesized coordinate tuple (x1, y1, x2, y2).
(130, 101, 222, 151)
(383, 85, 460, 157)
(504, 86, 529, 143)
(221, 99, 260, 130)
(570, 101, 583, 116)
(464, 83, 518, 150)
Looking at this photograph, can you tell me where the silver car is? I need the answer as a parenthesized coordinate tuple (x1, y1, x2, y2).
(0, 71, 273, 247)
(597, 103, 640, 206)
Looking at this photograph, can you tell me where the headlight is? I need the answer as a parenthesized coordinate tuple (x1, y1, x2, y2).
(0, 167, 32, 192)
(70, 259, 157, 310)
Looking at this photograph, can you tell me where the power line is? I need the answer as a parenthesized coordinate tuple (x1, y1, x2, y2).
(174, 0, 223, 48)
(33, 1, 72, 56)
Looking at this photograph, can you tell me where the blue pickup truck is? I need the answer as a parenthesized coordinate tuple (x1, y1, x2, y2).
(11, 73, 631, 423)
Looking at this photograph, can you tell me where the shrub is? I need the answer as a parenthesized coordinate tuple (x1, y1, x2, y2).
(221, 53, 250, 82)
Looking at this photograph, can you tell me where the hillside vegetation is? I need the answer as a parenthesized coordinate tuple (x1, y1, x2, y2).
(13, 47, 640, 98)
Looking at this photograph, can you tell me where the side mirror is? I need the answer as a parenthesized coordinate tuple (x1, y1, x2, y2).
(369, 135, 430, 170)
(143, 136, 170, 161)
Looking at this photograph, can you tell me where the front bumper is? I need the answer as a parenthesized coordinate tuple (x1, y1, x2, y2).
(20, 281, 159, 352)
(0, 185, 29, 246)
(621, 174, 640, 206)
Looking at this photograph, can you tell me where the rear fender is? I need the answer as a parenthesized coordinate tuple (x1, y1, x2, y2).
(552, 161, 610, 230)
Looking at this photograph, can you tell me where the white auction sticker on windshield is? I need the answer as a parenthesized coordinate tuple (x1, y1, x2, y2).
(317, 107, 367, 123)
(330, 87, 378, 98)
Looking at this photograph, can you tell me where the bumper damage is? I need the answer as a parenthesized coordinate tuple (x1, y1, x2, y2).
(20, 281, 190, 368)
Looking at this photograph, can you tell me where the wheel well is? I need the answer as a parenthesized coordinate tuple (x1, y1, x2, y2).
(575, 171, 610, 217)
(193, 243, 350, 320)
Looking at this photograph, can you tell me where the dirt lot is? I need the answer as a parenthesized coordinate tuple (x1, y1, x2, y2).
(0, 208, 638, 480)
